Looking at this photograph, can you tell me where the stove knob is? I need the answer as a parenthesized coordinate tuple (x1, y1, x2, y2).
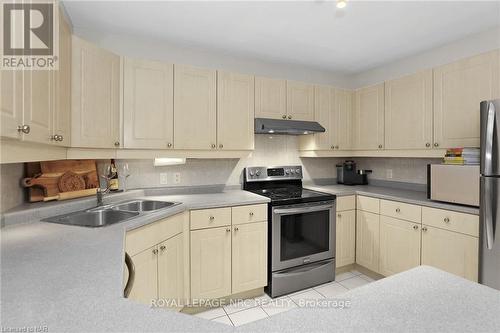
(295, 168, 301, 174)
(256, 170, 261, 176)
(285, 169, 290, 175)
(249, 170, 255, 176)
(290, 169, 295, 174)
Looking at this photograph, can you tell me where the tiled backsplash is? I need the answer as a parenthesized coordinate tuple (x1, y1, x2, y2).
(0, 135, 440, 212)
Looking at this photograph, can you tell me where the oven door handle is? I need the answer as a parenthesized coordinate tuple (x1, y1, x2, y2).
(274, 204, 333, 215)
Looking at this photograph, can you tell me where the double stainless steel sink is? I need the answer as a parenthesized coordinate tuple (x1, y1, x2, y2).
(41, 199, 180, 227)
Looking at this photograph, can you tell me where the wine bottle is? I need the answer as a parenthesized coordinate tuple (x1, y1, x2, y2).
(109, 159, 119, 191)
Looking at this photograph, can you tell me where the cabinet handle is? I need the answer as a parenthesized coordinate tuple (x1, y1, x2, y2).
(422, 227, 428, 232)
(234, 227, 239, 231)
(209, 216, 215, 221)
(331, 145, 335, 150)
(337, 213, 341, 218)
(425, 143, 431, 148)
(50, 135, 58, 141)
(57, 135, 64, 142)
(152, 248, 158, 255)
(378, 144, 383, 149)
(17, 125, 30, 134)
(433, 143, 439, 147)
(413, 225, 419, 230)
(249, 212, 254, 216)
(444, 217, 450, 223)
(160, 245, 166, 251)
(167, 143, 172, 148)
(114, 141, 120, 147)
(288, 115, 292, 120)
(282, 115, 287, 119)
(211, 144, 216, 149)
(219, 144, 224, 149)
(396, 208, 401, 213)
(335, 145, 339, 149)
(226, 228, 231, 232)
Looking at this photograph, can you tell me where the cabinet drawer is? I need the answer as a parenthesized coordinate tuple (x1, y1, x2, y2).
(357, 196, 380, 214)
(337, 195, 356, 212)
(126, 212, 184, 256)
(232, 204, 267, 225)
(422, 207, 479, 237)
(380, 200, 422, 223)
(190, 207, 231, 230)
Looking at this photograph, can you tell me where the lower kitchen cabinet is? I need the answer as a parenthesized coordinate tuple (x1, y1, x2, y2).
(128, 246, 158, 304)
(190, 226, 232, 299)
(232, 222, 267, 294)
(356, 210, 380, 273)
(379, 216, 421, 276)
(421, 225, 479, 282)
(158, 233, 185, 306)
(336, 209, 356, 268)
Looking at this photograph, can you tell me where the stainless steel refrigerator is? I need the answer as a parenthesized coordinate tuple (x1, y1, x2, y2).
(480, 99, 500, 290)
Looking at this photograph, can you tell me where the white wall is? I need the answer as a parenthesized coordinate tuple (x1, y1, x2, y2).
(352, 27, 500, 87)
(73, 27, 353, 88)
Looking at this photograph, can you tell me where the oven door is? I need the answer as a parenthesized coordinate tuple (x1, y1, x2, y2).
(271, 201, 335, 272)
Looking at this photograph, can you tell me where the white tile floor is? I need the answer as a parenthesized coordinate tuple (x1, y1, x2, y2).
(193, 269, 378, 327)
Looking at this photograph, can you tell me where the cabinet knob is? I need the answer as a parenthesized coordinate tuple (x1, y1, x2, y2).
(444, 217, 450, 223)
(413, 225, 419, 230)
(209, 216, 215, 221)
(249, 212, 254, 216)
(433, 143, 439, 147)
(226, 228, 231, 233)
(152, 248, 158, 255)
(57, 135, 64, 142)
(396, 208, 401, 213)
(160, 245, 166, 251)
(211, 144, 216, 149)
(337, 213, 342, 218)
(335, 145, 339, 149)
(288, 115, 292, 120)
(234, 227, 239, 231)
(167, 142, 172, 148)
(17, 125, 30, 134)
(378, 144, 383, 149)
(114, 141, 120, 147)
(50, 135, 58, 141)
(282, 115, 287, 119)
(425, 143, 431, 148)
(219, 144, 224, 149)
(422, 227, 428, 232)
(331, 145, 335, 150)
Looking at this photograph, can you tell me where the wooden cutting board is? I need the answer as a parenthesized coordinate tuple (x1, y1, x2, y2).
(24, 159, 100, 202)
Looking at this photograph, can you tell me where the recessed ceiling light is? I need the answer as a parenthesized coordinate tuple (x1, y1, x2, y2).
(336, 0, 347, 9)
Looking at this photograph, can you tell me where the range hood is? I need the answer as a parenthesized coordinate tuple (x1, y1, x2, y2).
(255, 118, 325, 135)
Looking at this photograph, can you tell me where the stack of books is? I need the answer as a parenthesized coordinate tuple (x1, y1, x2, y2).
(443, 148, 480, 165)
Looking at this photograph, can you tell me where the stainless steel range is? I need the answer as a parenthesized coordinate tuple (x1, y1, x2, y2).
(243, 165, 336, 297)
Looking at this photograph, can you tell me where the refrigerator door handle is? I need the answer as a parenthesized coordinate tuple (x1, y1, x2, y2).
(484, 102, 496, 175)
(483, 178, 495, 250)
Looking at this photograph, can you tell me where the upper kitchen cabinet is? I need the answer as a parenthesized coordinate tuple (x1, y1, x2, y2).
(0, 70, 24, 139)
(217, 71, 255, 150)
(52, 10, 72, 147)
(352, 83, 385, 150)
(433, 50, 500, 148)
(335, 88, 353, 150)
(286, 80, 314, 121)
(384, 70, 433, 150)
(123, 58, 174, 149)
(71, 36, 120, 148)
(174, 65, 217, 150)
(255, 76, 287, 120)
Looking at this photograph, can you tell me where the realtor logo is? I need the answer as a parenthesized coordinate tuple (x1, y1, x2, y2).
(1, 0, 59, 69)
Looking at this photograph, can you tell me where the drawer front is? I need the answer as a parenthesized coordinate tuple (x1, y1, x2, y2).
(232, 204, 267, 225)
(380, 200, 422, 223)
(337, 195, 356, 212)
(422, 207, 479, 237)
(357, 196, 380, 214)
(126, 212, 184, 256)
(190, 207, 231, 230)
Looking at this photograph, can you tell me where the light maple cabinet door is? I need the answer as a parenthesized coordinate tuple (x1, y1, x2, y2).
(190, 226, 231, 299)
(255, 76, 287, 120)
(128, 246, 158, 304)
(385, 70, 433, 150)
(217, 71, 254, 150)
(352, 83, 385, 150)
(23, 69, 53, 144)
(71, 36, 120, 148)
(310, 85, 335, 150)
(123, 58, 174, 149)
(356, 210, 380, 273)
(174, 65, 216, 150)
(421, 225, 479, 282)
(335, 88, 353, 150)
(52, 10, 72, 147)
(0, 70, 23, 139)
(287, 80, 314, 121)
(379, 216, 421, 276)
(232, 222, 267, 294)
(336, 210, 356, 268)
(434, 50, 500, 148)
(158, 233, 184, 308)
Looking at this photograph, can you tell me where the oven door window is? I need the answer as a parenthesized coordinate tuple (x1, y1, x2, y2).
(280, 210, 330, 261)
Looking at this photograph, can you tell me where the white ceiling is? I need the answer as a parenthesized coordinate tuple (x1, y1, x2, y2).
(63, 1, 500, 74)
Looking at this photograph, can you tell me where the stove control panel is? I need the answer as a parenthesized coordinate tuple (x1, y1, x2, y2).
(245, 166, 303, 182)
